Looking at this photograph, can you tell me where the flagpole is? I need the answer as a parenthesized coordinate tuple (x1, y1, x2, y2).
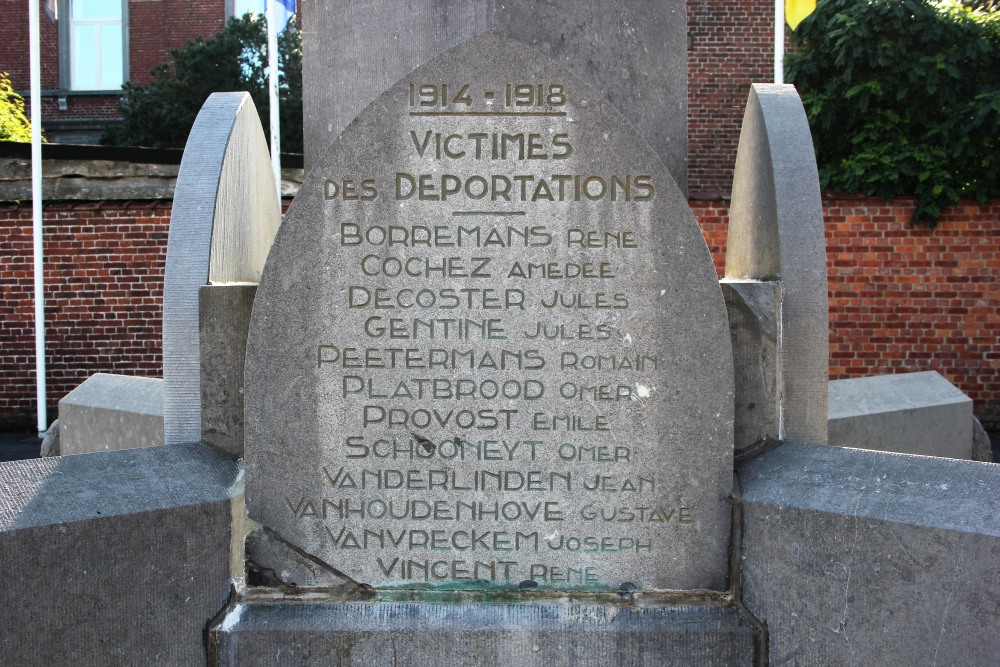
(775, 0, 785, 84)
(29, 0, 47, 436)
(267, 0, 282, 210)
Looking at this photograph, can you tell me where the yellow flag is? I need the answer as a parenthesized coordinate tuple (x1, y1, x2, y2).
(786, 0, 817, 30)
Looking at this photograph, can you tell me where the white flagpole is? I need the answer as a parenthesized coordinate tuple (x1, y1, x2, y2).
(29, 0, 47, 435)
(775, 0, 785, 84)
(267, 0, 282, 209)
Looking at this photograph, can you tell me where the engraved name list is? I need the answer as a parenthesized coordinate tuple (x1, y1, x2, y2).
(244, 36, 734, 592)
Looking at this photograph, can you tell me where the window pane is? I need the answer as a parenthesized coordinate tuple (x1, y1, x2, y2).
(234, 0, 266, 17)
(100, 24, 123, 89)
(72, 0, 122, 20)
(71, 24, 98, 89)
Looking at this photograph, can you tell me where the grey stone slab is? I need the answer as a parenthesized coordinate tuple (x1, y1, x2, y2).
(246, 529, 358, 590)
(213, 600, 758, 666)
(725, 84, 828, 444)
(738, 442, 1000, 666)
(201, 284, 258, 459)
(722, 280, 781, 453)
(58, 372, 164, 455)
(828, 371, 974, 459)
(164, 92, 281, 445)
(0, 157, 178, 201)
(0, 443, 238, 665)
(303, 0, 688, 192)
(245, 34, 733, 592)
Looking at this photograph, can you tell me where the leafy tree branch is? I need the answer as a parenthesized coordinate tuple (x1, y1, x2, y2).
(102, 14, 302, 154)
(787, 0, 1000, 226)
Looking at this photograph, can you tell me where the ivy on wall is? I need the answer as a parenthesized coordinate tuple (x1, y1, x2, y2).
(787, 0, 1000, 226)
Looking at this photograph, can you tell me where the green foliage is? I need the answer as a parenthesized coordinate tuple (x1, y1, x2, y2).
(0, 72, 34, 142)
(787, 0, 1000, 226)
(102, 14, 302, 153)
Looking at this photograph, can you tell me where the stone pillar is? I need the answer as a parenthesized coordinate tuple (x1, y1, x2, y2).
(163, 92, 279, 445)
(721, 280, 781, 452)
(725, 84, 828, 444)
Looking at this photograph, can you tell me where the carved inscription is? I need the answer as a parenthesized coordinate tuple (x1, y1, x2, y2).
(246, 33, 734, 594)
(271, 76, 704, 591)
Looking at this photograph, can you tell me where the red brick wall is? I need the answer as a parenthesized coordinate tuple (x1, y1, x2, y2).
(1, 1, 226, 124)
(824, 199, 1000, 419)
(128, 0, 226, 84)
(2, 198, 997, 431)
(36, 95, 123, 120)
(0, 201, 169, 428)
(690, 197, 730, 275)
(691, 197, 1000, 429)
(687, 0, 776, 195)
(0, 2, 60, 89)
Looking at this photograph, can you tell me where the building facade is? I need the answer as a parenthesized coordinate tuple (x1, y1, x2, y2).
(6, 3, 994, 431)
(0, 0, 275, 143)
(2, 0, 771, 194)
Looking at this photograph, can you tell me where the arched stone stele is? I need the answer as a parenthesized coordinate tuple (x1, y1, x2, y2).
(163, 92, 280, 445)
(725, 84, 828, 445)
(245, 34, 733, 591)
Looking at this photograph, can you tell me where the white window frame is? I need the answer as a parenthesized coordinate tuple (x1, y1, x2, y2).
(58, 0, 129, 92)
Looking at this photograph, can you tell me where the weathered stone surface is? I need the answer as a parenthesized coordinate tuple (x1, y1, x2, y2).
(58, 373, 163, 455)
(0, 157, 304, 202)
(303, 0, 688, 191)
(828, 371, 974, 459)
(0, 157, 179, 201)
(721, 280, 781, 452)
(725, 84, 828, 444)
(245, 529, 358, 590)
(200, 284, 257, 459)
(738, 441, 1000, 666)
(213, 601, 758, 666)
(0, 443, 237, 665)
(39, 418, 59, 457)
(972, 416, 993, 463)
(246, 34, 733, 591)
(164, 92, 281, 445)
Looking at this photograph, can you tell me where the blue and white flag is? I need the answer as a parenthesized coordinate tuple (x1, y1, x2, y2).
(265, 0, 296, 31)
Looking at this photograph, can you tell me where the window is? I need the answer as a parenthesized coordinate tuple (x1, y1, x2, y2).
(60, 0, 127, 91)
(232, 0, 266, 17)
(229, 0, 296, 31)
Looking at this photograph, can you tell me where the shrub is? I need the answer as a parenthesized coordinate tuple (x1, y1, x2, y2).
(102, 14, 302, 153)
(787, 0, 1000, 226)
(0, 72, 34, 142)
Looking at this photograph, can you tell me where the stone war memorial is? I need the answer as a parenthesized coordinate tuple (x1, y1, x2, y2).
(243, 32, 734, 594)
(1, 4, 998, 666)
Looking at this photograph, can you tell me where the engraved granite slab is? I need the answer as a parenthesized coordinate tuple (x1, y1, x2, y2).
(245, 33, 733, 592)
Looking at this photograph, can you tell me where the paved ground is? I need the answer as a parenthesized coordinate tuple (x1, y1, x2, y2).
(1, 431, 998, 463)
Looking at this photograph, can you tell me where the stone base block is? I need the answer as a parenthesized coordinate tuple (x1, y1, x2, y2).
(0, 443, 237, 665)
(200, 284, 257, 459)
(212, 600, 759, 666)
(58, 372, 164, 455)
(721, 279, 781, 452)
(828, 371, 974, 458)
(739, 442, 1000, 666)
